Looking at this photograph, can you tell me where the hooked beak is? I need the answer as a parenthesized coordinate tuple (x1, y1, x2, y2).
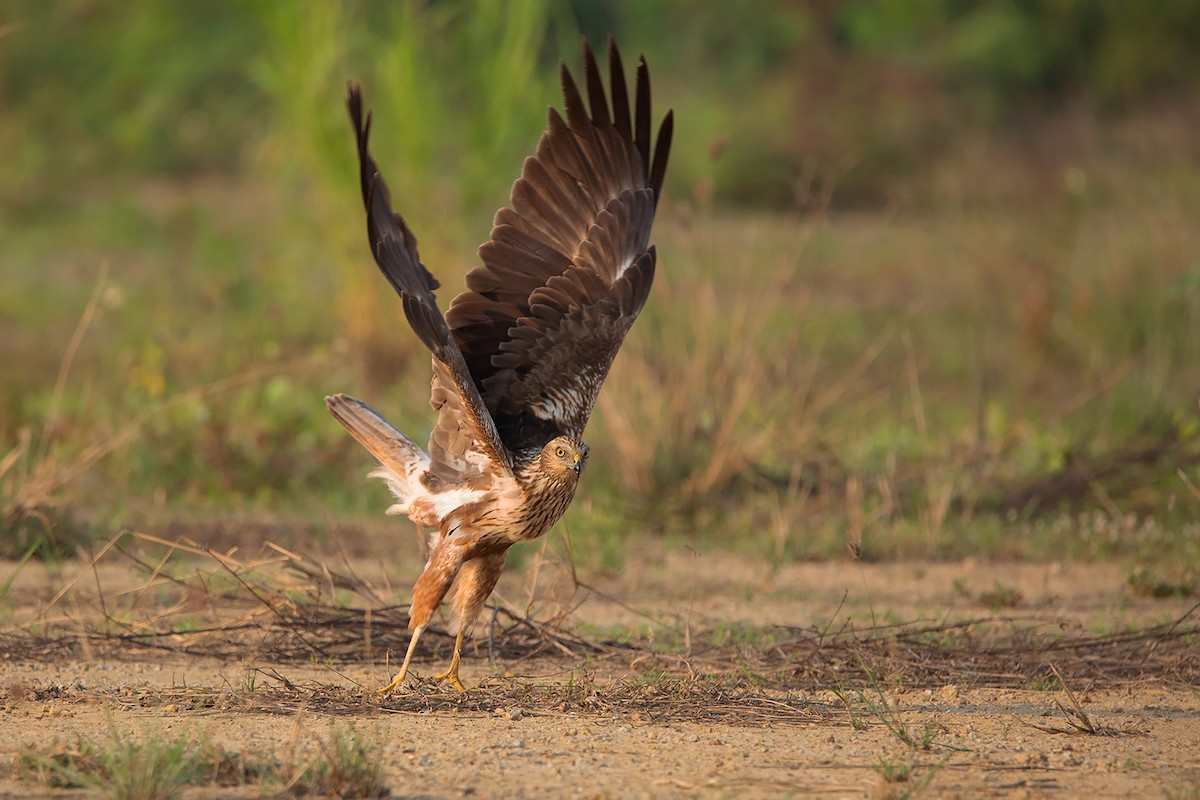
(572, 452, 582, 474)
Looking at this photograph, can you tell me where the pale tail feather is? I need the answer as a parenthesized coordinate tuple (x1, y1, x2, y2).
(325, 393, 430, 514)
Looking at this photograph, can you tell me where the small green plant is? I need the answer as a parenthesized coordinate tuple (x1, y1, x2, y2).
(831, 685, 869, 731)
(290, 724, 387, 799)
(636, 668, 672, 686)
(1126, 566, 1196, 599)
(853, 663, 942, 752)
(17, 738, 101, 789)
(709, 620, 777, 648)
(17, 725, 382, 798)
(20, 730, 197, 800)
(191, 739, 281, 789)
(1164, 783, 1200, 800)
(875, 753, 913, 783)
(977, 581, 1022, 610)
(100, 734, 197, 800)
(841, 661, 956, 798)
(1028, 675, 1059, 692)
(874, 751, 954, 799)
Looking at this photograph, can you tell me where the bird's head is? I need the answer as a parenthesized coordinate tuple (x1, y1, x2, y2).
(539, 435, 589, 482)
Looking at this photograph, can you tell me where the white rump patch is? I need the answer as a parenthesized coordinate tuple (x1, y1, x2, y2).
(370, 465, 488, 528)
(427, 485, 487, 522)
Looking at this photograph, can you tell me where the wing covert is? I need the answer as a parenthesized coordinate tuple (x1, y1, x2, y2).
(444, 38, 674, 450)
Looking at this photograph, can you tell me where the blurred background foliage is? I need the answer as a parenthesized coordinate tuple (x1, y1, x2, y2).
(1, 0, 1199, 569)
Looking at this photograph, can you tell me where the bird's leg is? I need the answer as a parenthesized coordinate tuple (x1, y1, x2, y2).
(432, 627, 466, 692)
(379, 624, 426, 693)
(378, 536, 464, 693)
(433, 550, 507, 692)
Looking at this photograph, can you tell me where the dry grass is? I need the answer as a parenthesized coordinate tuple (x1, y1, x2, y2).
(5, 197, 1199, 567)
(1022, 664, 1129, 737)
(2, 535, 1197, 711)
(80, 676, 826, 728)
(571, 194, 1200, 562)
(4, 7, 1200, 572)
(1, 265, 117, 555)
(0, 264, 331, 560)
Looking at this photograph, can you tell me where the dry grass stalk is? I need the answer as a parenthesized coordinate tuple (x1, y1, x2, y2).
(1022, 664, 1132, 737)
(2, 263, 330, 558)
(594, 217, 899, 509)
(2, 536, 1197, 700)
(80, 674, 826, 728)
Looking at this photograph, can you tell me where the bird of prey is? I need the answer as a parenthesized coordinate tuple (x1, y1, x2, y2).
(327, 39, 672, 692)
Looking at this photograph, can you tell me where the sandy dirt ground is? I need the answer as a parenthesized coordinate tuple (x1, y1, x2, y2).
(1, 548, 1198, 798)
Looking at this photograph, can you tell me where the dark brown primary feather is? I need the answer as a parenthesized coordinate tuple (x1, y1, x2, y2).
(347, 86, 441, 308)
(347, 84, 513, 484)
(445, 38, 674, 451)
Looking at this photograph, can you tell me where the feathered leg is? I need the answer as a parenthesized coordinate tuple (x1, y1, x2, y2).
(379, 536, 465, 693)
(433, 550, 507, 692)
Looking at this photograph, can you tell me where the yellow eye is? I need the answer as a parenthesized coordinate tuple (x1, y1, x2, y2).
(555, 446, 567, 458)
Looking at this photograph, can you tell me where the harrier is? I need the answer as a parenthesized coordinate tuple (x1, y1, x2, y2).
(327, 39, 672, 692)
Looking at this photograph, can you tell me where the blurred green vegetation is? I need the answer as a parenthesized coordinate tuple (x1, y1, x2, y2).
(1, 1, 1199, 569)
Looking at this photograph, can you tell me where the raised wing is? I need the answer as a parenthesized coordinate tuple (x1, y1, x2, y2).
(444, 39, 673, 451)
(346, 86, 513, 484)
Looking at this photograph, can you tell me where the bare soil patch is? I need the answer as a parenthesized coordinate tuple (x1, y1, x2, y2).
(1, 534, 1198, 797)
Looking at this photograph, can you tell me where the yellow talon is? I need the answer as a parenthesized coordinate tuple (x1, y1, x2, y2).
(432, 661, 465, 692)
(432, 629, 467, 692)
(378, 669, 408, 694)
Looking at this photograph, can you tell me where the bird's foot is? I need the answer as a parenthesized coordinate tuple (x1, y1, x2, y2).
(432, 659, 466, 692)
(378, 669, 409, 694)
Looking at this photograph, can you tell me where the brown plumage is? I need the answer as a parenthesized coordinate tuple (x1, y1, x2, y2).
(327, 39, 672, 692)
